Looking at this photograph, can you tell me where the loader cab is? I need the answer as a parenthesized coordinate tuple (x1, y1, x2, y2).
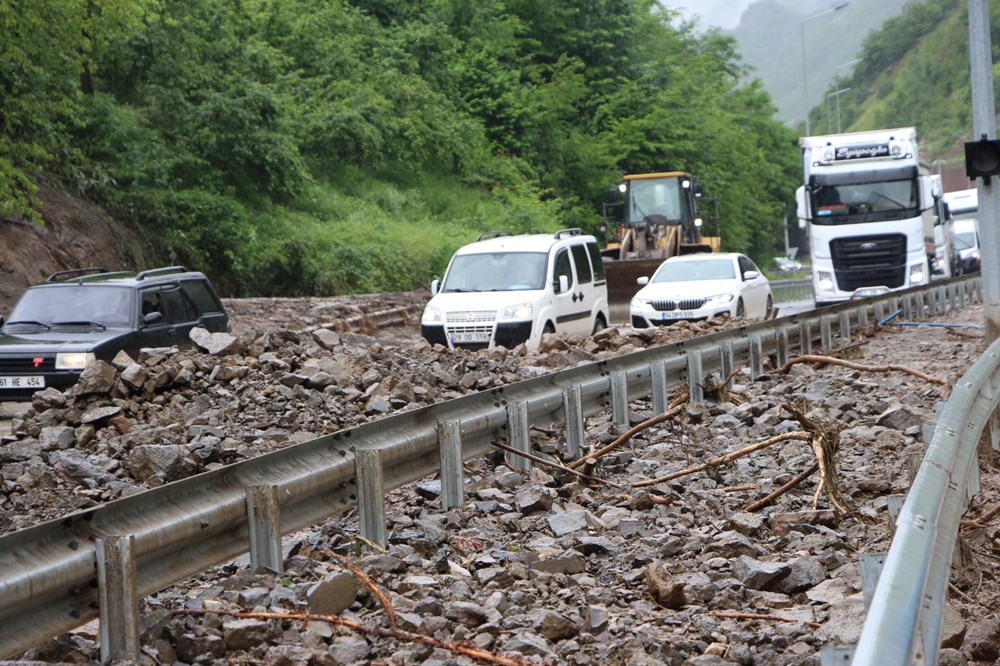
(420, 229, 610, 351)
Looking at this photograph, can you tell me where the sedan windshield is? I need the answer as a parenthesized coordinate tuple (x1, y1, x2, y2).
(442, 252, 548, 292)
(6, 285, 135, 328)
(653, 259, 735, 283)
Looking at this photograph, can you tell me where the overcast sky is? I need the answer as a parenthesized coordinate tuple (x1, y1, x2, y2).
(659, 0, 755, 30)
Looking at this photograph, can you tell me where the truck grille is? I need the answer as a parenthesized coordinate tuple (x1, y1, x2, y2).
(831, 234, 907, 291)
(651, 298, 705, 311)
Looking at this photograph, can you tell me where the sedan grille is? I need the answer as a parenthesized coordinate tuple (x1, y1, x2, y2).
(651, 298, 706, 312)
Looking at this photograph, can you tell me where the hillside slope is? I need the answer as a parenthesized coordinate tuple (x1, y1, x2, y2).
(0, 183, 148, 313)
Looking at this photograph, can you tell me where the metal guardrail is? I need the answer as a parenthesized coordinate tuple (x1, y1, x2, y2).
(849, 296, 996, 665)
(771, 278, 813, 303)
(0, 276, 984, 661)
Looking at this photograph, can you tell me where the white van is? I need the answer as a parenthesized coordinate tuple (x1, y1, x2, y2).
(420, 228, 610, 350)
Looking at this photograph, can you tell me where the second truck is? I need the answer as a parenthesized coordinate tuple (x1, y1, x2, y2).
(796, 127, 937, 307)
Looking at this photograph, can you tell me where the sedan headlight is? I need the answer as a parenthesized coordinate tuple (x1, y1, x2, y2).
(56, 352, 95, 371)
(630, 298, 649, 309)
(499, 302, 532, 321)
(422, 305, 443, 324)
(705, 293, 734, 306)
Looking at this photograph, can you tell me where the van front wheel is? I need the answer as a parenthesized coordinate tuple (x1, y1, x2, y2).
(592, 314, 607, 334)
(543, 322, 555, 336)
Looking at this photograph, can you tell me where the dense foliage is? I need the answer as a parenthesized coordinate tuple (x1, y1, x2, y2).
(0, 0, 800, 296)
(815, 0, 999, 161)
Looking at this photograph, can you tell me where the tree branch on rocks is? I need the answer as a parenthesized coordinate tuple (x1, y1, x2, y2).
(785, 404, 854, 515)
(772, 354, 946, 385)
(631, 432, 812, 489)
(566, 392, 689, 471)
(489, 440, 627, 489)
(708, 611, 822, 629)
(743, 463, 818, 512)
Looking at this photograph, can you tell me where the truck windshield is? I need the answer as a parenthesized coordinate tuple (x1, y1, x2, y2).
(810, 177, 917, 225)
(627, 177, 690, 226)
(442, 252, 549, 292)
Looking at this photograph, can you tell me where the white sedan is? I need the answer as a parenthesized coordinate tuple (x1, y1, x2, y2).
(630, 252, 772, 328)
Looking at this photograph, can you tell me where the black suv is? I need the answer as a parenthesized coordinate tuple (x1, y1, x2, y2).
(0, 266, 229, 400)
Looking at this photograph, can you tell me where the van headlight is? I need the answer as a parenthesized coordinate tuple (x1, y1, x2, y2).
(422, 305, 443, 324)
(706, 293, 734, 306)
(499, 302, 532, 321)
(816, 271, 835, 293)
(56, 352, 95, 370)
(909, 263, 926, 285)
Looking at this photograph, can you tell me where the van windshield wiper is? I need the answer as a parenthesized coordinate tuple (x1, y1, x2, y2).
(5, 320, 51, 330)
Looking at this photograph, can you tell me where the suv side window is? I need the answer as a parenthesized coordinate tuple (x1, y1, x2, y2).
(553, 249, 574, 292)
(160, 285, 197, 324)
(586, 242, 606, 282)
(181, 279, 224, 315)
(570, 244, 593, 284)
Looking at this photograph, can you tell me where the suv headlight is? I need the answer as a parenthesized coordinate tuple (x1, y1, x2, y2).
(706, 293, 734, 306)
(422, 305, 443, 324)
(56, 352, 95, 370)
(499, 302, 532, 321)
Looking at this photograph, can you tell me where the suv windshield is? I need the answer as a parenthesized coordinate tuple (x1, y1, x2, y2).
(442, 252, 548, 292)
(6, 285, 135, 328)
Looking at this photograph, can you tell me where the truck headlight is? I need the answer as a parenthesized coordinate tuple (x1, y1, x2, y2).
(422, 305, 443, 324)
(816, 271, 835, 293)
(909, 263, 926, 285)
(499, 302, 532, 321)
(56, 352, 95, 370)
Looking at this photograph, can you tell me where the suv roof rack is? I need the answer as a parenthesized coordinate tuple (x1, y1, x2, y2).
(46, 267, 109, 283)
(136, 266, 189, 280)
(554, 228, 584, 239)
(475, 231, 513, 242)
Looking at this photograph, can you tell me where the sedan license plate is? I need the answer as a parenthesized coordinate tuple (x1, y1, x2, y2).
(661, 311, 687, 320)
(0, 375, 45, 389)
(450, 332, 491, 343)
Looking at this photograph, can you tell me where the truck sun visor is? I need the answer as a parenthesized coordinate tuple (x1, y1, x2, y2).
(809, 165, 918, 187)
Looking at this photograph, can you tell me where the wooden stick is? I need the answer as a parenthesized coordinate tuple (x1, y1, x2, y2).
(772, 354, 946, 384)
(489, 440, 627, 489)
(743, 463, 819, 512)
(566, 394, 688, 470)
(708, 610, 822, 629)
(631, 431, 811, 488)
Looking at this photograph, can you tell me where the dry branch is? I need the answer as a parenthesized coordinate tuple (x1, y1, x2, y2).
(708, 611, 822, 629)
(772, 354, 946, 385)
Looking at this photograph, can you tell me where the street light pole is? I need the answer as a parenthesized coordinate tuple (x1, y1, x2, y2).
(800, 3, 849, 135)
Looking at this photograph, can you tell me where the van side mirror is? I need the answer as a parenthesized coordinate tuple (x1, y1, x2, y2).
(430, 278, 440, 296)
(556, 274, 569, 294)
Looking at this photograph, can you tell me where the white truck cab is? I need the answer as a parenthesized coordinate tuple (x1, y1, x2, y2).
(420, 229, 610, 351)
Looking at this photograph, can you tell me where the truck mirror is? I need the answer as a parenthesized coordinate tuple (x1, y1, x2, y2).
(919, 176, 934, 210)
(607, 187, 619, 204)
(795, 186, 809, 222)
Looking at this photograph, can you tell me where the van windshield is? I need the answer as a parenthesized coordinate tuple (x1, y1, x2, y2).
(442, 252, 548, 292)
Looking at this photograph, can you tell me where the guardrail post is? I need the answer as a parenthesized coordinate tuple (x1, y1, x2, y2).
(799, 321, 813, 355)
(838, 311, 851, 342)
(355, 448, 387, 548)
(857, 304, 869, 328)
(97, 535, 140, 664)
(611, 370, 628, 425)
(687, 350, 704, 403)
(562, 386, 584, 459)
(438, 420, 464, 508)
(819, 645, 855, 664)
(247, 485, 283, 573)
(720, 340, 735, 380)
(902, 295, 913, 321)
(886, 494, 905, 538)
(860, 552, 886, 611)
(650, 360, 669, 414)
(775, 328, 789, 369)
(820, 317, 833, 351)
(875, 300, 886, 324)
(749, 335, 764, 379)
(507, 401, 532, 471)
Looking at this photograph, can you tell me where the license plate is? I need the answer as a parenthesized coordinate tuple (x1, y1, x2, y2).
(450, 332, 491, 343)
(0, 375, 45, 389)
(661, 311, 687, 320)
